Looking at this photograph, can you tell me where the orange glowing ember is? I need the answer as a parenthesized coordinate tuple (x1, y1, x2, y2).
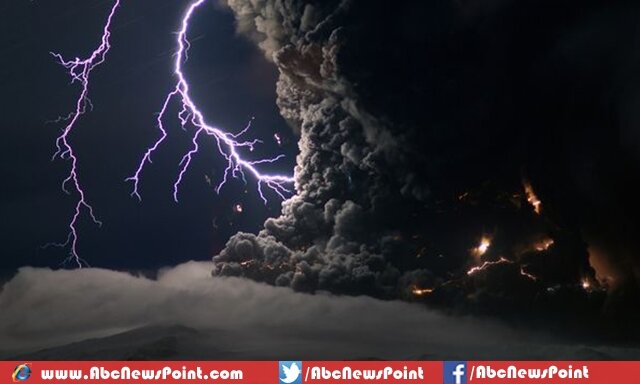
(467, 257, 511, 275)
(534, 238, 554, 251)
(523, 180, 542, 214)
(581, 278, 591, 290)
(520, 266, 537, 281)
(411, 286, 434, 296)
(471, 236, 492, 259)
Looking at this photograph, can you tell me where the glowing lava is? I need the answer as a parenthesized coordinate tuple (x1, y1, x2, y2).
(534, 237, 554, 251)
(48, 0, 120, 267)
(467, 257, 511, 275)
(519, 266, 538, 281)
(523, 179, 542, 214)
(411, 286, 434, 296)
(127, 0, 294, 204)
(471, 235, 492, 259)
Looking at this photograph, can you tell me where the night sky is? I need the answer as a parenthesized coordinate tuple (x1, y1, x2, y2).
(1, 0, 296, 273)
(1, 0, 640, 358)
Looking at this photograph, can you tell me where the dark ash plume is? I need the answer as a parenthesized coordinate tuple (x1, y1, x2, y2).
(214, 0, 640, 337)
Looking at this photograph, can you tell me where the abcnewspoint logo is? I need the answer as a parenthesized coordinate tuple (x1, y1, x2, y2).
(444, 361, 467, 384)
(12, 363, 32, 382)
(279, 361, 302, 384)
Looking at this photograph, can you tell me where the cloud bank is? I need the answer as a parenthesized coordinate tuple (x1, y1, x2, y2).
(0, 262, 637, 359)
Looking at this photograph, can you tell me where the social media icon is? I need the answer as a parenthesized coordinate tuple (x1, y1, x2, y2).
(12, 364, 31, 382)
(443, 361, 467, 384)
(279, 361, 302, 384)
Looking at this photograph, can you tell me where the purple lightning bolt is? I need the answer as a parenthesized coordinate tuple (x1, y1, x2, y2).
(127, 0, 295, 204)
(48, 0, 121, 267)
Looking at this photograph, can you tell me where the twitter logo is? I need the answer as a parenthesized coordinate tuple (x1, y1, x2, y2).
(279, 361, 302, 384)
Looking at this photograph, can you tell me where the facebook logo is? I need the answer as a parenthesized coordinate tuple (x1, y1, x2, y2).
(443, 361, 467, 384)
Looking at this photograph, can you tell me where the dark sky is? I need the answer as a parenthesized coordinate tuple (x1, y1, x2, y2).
(0, 0, 296, 274)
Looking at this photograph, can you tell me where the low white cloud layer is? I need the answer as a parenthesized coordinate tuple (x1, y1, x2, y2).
(0, 261, 636, 359)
